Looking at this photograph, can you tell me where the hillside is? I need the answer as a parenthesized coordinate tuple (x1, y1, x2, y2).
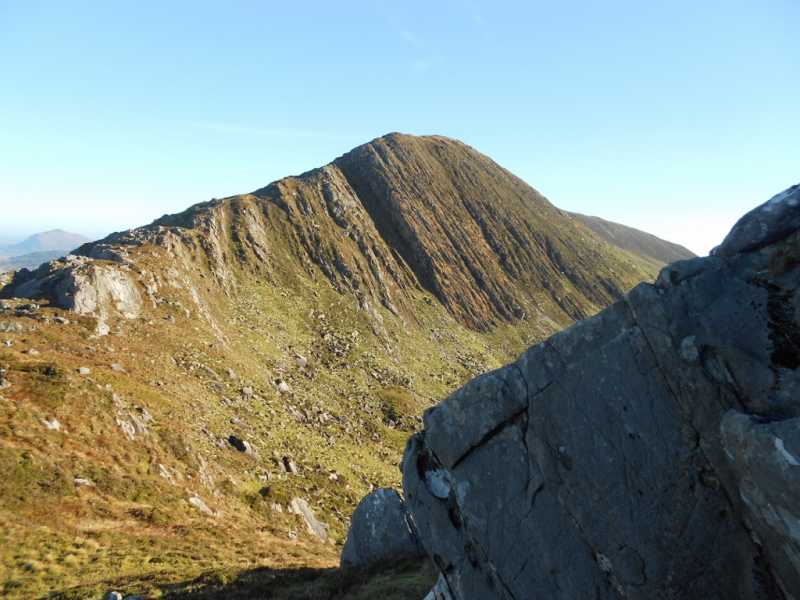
(0, 134, 662, 598)
(568, 212, 695, 269)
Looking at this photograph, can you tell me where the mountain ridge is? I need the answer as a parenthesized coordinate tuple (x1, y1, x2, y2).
(65, 132, 658, 334)
(568, 211, 695, 268)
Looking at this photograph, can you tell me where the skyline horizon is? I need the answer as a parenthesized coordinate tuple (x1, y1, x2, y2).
(0, 166, 793, 258)
(2, 1, 797, 256)
(0, 129, 793, 256)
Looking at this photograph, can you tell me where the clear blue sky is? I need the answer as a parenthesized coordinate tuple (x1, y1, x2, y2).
(1, 1, 797, 254)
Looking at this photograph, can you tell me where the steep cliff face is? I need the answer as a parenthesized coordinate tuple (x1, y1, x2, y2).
(333, 134, 650, 329)
(404, 183, 800, 599)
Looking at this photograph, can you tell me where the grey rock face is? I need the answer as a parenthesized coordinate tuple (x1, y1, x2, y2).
(0, 256, 141, 319)
(341, 488, 424, 567)
(404, 184, 800, 599)
(423, 574, 456, 600)
(715, 183, 800, 256)
(721, 410, 800, 597)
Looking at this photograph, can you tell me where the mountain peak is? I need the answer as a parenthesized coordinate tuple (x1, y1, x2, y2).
(8, 134, 654, 335)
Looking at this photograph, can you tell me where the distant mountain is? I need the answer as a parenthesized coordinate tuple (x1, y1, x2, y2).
(0, 250, 70, 273)
(0, 229, 89, 257)
(568, 212, 695, 268)
(0, 229, 90, 273)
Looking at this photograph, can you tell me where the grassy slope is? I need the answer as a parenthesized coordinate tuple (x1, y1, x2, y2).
(0, 242, 547, 598)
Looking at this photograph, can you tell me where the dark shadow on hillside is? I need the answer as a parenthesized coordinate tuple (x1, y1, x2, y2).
(160, 558, 436, 600)
(46, 558, 436, 600)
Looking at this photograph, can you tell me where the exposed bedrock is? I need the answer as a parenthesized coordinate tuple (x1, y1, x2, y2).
(404, 184, 800, 599)
(340, 488, 425, 567)
(0, 256, 142, 320)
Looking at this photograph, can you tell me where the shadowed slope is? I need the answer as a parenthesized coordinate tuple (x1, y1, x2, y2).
(334, 134, 654, 329)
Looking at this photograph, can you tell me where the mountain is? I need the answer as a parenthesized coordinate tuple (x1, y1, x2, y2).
(59, 132, 657, 336)
(0, 133, 678, 598)
(401, 183, 800, 599)
(0, 229, 89, 257)
(568, 212, 696, 268)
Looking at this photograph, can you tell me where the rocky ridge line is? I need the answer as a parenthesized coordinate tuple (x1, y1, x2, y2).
(2, 133, 653, 335)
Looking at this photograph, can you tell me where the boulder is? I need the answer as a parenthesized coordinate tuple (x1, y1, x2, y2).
(41, 418, 61, 431)
(227, 435, 252, 454)
(403, 184, 800, 599)
(341, 488, 424, 567)
(714, 183, 800, 256)
(188, 495, 214, 516)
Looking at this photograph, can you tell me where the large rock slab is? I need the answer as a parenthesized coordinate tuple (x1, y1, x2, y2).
(404, 184, 800, 599)
(715, 183, 800, 256)
(721, 410, 800, 597)
(341, 488, 424, 567)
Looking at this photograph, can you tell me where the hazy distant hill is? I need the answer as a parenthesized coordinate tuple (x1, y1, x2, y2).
(0, 250, 68, 273)
(568, 212, 695, 268)
(0, 229, 89, 257)
(0, 230, 89, 273)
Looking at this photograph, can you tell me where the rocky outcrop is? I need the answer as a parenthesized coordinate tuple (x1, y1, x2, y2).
(1, 256, 142, 320)
(404, 184, 800, 599)
(288, 497, 329, 542)
(341, 488, 424, 567)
